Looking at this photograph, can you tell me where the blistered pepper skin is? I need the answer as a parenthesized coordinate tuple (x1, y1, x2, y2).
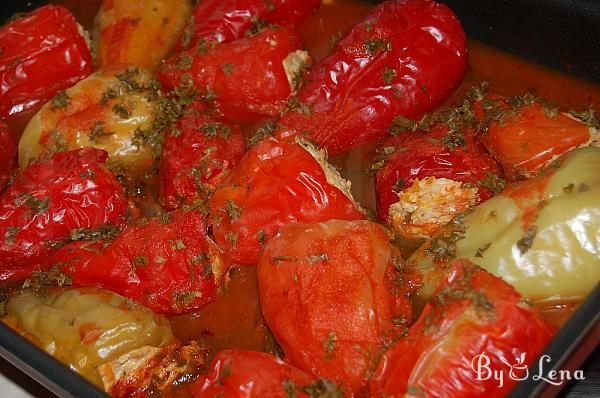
(61, 208, 230, 315)
(0, 148, 128, 282)
(279, 0, 467, 155)
(208, 137, 365, 265)
(0, 5, 92, 121)
(158, 103, 246, 211)
(94, 0, 192, 72)
(175, 0, 321, 51)
(0, 122, 16, 193)
(191, 350, 315, 398)
(258, 220, 415, 394)
(370, 261, 554, 398)
(375, 125, 502, 221)
(158, 27, 306, 123)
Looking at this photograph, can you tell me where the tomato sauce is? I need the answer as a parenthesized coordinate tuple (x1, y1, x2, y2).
(44, 0, 600, 356)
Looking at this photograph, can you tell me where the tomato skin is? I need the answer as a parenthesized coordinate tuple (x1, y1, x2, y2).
(191, 349, 314, 398)
(158, 27, 305, 123)
(158, 102, 246, 211)
(0, 148, 128, 282)
(208, 137, 365, 265)
(375, 125, 502, 221)
(61, 208, 230, 315)
(175, 0, 321, 51)
(475, 99, 593, 181)
(278, 0, 467, 155)
(257, 220, 414, 395)
(370, 260, 554, 398)
(0, 5, 92, 122)
(0, 122, 16, 193)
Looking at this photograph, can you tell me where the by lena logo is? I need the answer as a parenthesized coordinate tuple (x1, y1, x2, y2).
(471, 352, 585, 388)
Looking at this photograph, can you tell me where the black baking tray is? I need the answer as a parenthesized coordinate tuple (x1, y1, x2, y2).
(1, 1, 600, 397)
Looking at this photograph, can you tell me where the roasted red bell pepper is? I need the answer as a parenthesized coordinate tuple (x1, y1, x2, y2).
(474, 94, 599, 181)
(0, 121, 16, 193)
(158, 27, 308, 123)
(258, 220, 417, 394)
(191, 350, 318, 398)
(175, 0, 321, 52)
(0, 5, 92, 122)
(60, 208, 230, 315)
(278, 0, 467, 155)
(208, 137, 365, 265)
(375, 123, 502, 239)
(158, 102, 246, 211)
(0, 148, 128, 282)
(370, 260, 554, 398)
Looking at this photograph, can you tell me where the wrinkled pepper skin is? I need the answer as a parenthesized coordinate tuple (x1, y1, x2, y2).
(370, 260, 554, 398)
(93, 0, 192, 72)
(4, 288, 175, 387)
(175, 0, 321, 51)
(0, 5, 92, 122)
(158, 102, 246, 211)
(158, 27, 307, 123)
(278, 0, 467, 155)
(0, 148, 128, 282)
(258, 220, 415, 395)
(0, 121, 16, 193)
(375, 124, 502, 222)
(208, 137, 365, 265)
(191, 350, 316, 398)
(61, 208, 230, 315)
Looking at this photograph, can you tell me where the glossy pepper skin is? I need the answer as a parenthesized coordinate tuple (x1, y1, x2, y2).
(258, 220, 416, 395)
(175, 0, 321, 52)
(0, 122, 16, 193)
(375, 124, 502, 222)
(158, 102, 246, 211)
(0, 5, 92, 122)
(370, 260, 554, 398)
(158, 27, 307, 123)
(208, 137, 365, 265)
(278, 0, 467, 155)
(61, 208, 230, 315)
(18, 65, 164, 183)
(191, 350, 317, 398)
(474, 95, 599, 181)
(94, 0, 192, 72)
(0, 148, 128, 282)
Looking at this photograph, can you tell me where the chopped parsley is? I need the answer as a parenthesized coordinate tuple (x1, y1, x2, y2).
(322, 331, 337, 360)
(50, 91, 70, 111)
(257, 230, 267, 245)
(382, 66, 397, 85)
(516, 226, 537, 255)
(88, 121, 114, 144)
(301, 379, 344, 398)
(170, 239, 187, 251)
(221, 63, 234, 75)
(112, 103, 132, 119)
(201, 122, 231, 138)
(247, 121, 278, 146)
(224, 199, 243, 221)
(364, 37, 391, 54)
(15, 193, 49, 214)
